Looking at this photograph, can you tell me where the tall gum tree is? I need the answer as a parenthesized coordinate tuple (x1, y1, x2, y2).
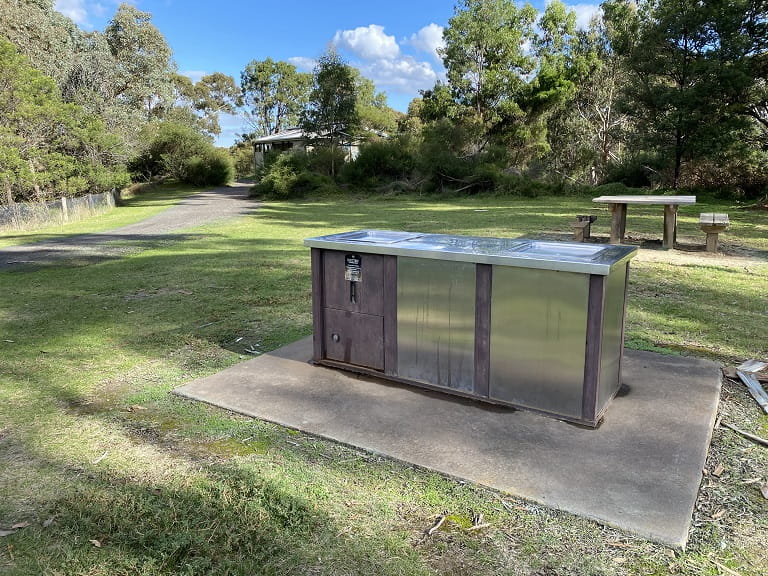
(0, 0, 79, 87)
(104, 3, 176, 120)
(240, 59, 312, 137)
(440, 0, 537, 145)
(300, 49, 360, 177)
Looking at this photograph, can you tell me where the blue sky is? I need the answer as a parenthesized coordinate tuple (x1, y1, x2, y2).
(53, 0, 601, 146)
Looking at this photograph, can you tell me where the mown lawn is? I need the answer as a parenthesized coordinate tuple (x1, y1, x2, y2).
(1, 188, 766, 575)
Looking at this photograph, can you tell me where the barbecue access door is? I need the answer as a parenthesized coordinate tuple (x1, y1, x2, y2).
(321, 251, 387, 371)
(323, 308, 384, 370)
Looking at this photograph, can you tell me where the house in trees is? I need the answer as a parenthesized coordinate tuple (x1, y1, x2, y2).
(252, 128, 307, 166)
(251, 127, 373, 167)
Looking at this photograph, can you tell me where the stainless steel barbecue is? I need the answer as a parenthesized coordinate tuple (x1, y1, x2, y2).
(305, 230, 637, 426)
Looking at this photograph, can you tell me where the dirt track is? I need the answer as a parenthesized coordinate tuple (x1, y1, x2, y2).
(0, 183, 257, 270)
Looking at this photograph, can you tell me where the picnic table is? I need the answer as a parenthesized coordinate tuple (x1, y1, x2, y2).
(592, 195, 696, 249)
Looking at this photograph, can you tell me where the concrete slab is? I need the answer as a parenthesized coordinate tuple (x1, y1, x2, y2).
(174, 337, 721, 548)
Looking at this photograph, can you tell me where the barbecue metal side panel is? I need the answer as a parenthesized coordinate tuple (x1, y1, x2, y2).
(489, 267, 589, 418)
(397, 257, 476, 391)
(597, 262, 628, 410)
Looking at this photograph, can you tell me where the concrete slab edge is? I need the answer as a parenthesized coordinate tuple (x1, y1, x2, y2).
(172, 370, 722, 550)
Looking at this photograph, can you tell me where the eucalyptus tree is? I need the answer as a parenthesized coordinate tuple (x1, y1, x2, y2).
(167, 72, 239, 136)
(543, 8, 630, 182)
(439, 0, 537, 153)
(351, 70, 401, 134)
(240, 58, 312, 137)
(435, 0, 594, 173)
(0, 0, 79, 87)
(194, 73, 239, 117)
(104, 3, 176, 121)
(300, 49, 360, 176)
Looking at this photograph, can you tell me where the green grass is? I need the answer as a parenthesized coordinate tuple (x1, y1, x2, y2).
(0, 184, 198, 248)
(1, 189, 766, 575)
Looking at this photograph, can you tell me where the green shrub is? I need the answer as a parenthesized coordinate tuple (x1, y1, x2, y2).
(341, 137, 416, 187)
(88, 164, 131, 193)
(417, 120, 477, 189)
(306, 146, 348, 177)
(129, 121, 212, 182)
(254, 152, 304, 199)
(604, 153, 663, 188)
(290, 171, 337, 196)
(230, 143, 255, 179)
(184, 148, 235, 186)
(254, 150, 339, 199)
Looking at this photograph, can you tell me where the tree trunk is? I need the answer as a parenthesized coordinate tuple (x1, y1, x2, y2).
(3, 179, 13, 205)
(673, 126, 683, 189)
(27, 159, 42, 199)
(330, 139, 336, 178)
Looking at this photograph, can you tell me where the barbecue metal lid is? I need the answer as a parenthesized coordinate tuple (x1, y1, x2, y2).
(304, 230, 638, 275)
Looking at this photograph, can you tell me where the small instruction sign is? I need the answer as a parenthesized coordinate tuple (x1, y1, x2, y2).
(345, 254, 362, 282)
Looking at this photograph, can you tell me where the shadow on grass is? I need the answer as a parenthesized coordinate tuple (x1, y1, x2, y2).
(0, 432, 426, 575)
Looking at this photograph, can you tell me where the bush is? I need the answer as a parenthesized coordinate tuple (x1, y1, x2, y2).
(128, 122, 212, 182)
(604, 153, 664, 188)
(230, 143, 255, 179)
(290, 171, 337, 196)
(491, 170, 551, 197)
(306, 146, 348, 177)
(341, 137, 416, 187)
(184, 148, 235, 186)
(681, 150, 768, 199)
(417, 120, 477, 189)
(88, 164, 131, 193)
(254, 150, 338, 198)
(253, 152, 305, 199)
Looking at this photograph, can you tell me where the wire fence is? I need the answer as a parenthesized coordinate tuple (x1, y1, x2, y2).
(0, 190, 120, 232)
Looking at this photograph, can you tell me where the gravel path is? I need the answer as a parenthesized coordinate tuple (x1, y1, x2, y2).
(0, 182, 257, 270)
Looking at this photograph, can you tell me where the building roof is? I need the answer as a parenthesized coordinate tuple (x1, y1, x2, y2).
(251, 128, 307, 144)
(252, 126, 388, 145)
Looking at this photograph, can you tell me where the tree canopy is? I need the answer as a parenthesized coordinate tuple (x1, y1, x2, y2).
(0, 38, 129, 203)
(240, 58, 312, 137)
(2, 0, 767, 201)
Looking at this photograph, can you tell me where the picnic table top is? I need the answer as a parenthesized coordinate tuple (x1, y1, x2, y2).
(592, 195, 696, 205)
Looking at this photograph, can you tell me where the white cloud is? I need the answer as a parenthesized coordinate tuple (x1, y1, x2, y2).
(288, 56, 317, 73)
(405, 23, 445, 62)
(568, 3, 602, 30)
(333, 25, 400, 61)
(358, 56, 439, 94)
(54, 0, 89, 26)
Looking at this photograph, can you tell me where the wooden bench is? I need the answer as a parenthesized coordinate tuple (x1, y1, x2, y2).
(699, 213, 729, 252)
(572, 215, 597, 242)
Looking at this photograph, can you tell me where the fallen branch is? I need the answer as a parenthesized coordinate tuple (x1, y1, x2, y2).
(466, 522, 492, 531)
(426, 513, 447, 536)
(736, 194, 768, 211)
(91, 451, 108, 465)
(711, 558, 743, 576)
(720, 421, 768, 447)
(196, 320, 222, 329)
